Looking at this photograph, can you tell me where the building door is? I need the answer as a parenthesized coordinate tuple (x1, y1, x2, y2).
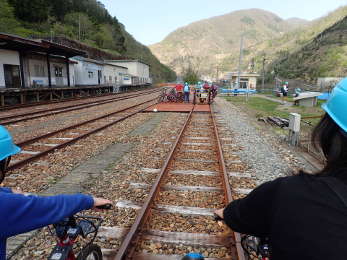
(240, 78, 249, 89)
(4, 64, 21, 88)
(98, 70, 102, 85)
(54, 66, 64, 86)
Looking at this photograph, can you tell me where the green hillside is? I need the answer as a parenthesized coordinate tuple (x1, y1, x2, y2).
(233, 6, 347, 82)
(267, 7, 347, 81)
(150, 6, 347, 82)
(0, 0, 176, 83)
(149, 9, 307, 78)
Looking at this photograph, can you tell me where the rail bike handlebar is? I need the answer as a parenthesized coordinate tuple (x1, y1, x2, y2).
(47, 203, 113, 260)
(213, 213, 271, 260)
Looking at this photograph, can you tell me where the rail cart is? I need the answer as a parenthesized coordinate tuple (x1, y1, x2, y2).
(194, 88, 212, 104)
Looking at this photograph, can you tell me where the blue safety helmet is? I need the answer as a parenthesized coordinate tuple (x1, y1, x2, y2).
(182, 253, 204, 260)
(322, 78, 347, 133)
(0, 125, 21, 161)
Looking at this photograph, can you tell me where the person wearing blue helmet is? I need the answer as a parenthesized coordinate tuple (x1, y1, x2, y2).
(215, 78, 347, 260)
(184, 82, 190, 103)
(0, 126, 111, 260)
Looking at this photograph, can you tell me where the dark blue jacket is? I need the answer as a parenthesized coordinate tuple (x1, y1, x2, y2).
(0, 187, 94, 260)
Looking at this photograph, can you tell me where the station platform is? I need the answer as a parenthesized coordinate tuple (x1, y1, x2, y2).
(0, 85, 150, 108)
(145, 102, 210, 113)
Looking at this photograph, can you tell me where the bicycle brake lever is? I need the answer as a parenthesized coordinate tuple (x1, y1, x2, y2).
(95, 203, 113, 210)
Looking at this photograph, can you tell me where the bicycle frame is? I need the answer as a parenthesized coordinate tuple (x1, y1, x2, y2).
(48, 215, 103, 260)
(241, 235, 271, 260)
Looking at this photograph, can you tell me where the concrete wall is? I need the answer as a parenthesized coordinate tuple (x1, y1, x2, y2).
(26, 55, 75, 87)
(0, 49, 20, 88)
(74, 59, 103, 86)
(317, 77, 343, 89)
(115, 67, 128, 85)
(249, 77, 257, 89)
(107, 61, 150, 84)
(103, 64, 127, 85)
(231, 76, 257, 89)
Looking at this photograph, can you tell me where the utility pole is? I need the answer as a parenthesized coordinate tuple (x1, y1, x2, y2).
(216, 66, 219, 83)
(237, 35, 246, 101)
(78, 14, 81, 41)
(262, 55, 266, 93)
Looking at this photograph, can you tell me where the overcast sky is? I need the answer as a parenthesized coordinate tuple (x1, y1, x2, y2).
(101, 0, 347, 45)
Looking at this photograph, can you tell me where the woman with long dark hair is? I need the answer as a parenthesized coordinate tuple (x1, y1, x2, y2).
(215, 79, 347, 260)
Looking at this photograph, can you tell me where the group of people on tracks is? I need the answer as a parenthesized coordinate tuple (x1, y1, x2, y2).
(181, 81, 218, 103)
(1, 78, 347, 259)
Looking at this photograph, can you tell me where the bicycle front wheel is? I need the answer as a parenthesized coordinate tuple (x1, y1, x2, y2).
(76, 244, 103, 260)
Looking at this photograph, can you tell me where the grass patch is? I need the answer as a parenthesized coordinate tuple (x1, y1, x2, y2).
(224, 95, 325, 135)
(225, 96, 290, 118)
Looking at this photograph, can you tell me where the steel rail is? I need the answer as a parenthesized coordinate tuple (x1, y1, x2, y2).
(0, 89, 161, 124)
(0, 91, 114, 111)
(114, 107, 194, 260)
(0, 87, 156, 111)
(115, 106, 245, 260)
(210, 105, 246, 260)
(16, 97, 158, 148)
(8, 98, 158, 171)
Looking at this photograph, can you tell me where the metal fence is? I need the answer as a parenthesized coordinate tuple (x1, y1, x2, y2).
(298, 116, 325, 163)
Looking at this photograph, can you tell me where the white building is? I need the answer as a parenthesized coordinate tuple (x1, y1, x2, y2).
(224, 72, 260, 89)
(25, 54, 76, 87)
(103, 63, 128, 86)
(105, 60, 151, 85)
(73, 57, 104, 86)
(72, 57, 129, 87)
(0, 49, 21, 88)
(0, 33, 84, 88)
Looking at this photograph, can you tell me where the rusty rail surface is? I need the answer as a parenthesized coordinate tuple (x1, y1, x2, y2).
(8, 97, 158, 171)
(0, 87, 156, 111)
(115, 106, 245, 260)
(211, 106, 246, 260)
(0, 89, 161, 125)
(114, 107, 194, 260)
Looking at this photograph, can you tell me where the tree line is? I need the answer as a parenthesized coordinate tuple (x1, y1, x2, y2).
(0, 0, 177, 82)
(7, 0, 114, 24)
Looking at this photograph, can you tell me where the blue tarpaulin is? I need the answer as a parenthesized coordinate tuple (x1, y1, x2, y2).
(220, 89, 257, 94)
(318, 92, 330, 100)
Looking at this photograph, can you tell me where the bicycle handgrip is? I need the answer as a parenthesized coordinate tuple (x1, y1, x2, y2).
(96, 203, 113, 210)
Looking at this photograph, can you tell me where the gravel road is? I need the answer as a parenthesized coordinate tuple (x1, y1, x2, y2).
(213, 97, 311, 184)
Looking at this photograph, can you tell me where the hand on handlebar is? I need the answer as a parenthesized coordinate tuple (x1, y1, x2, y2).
(92, 197, 113, 210)
(214, 208, 224, 220)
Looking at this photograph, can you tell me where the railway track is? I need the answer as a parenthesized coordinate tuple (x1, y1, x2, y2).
(0, 86, 155, 112)
(7, 96, 159, 172)
(102, 106, 245, 259)
(0, 89, 162, 125)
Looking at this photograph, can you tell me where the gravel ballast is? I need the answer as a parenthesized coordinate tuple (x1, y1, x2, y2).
(213, 97, 311, 184)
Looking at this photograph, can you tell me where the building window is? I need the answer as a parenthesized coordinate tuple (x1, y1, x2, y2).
(54, 66, 63, 77)
(34, 64, 45, 77)
(88, 71, 94, 78)
(109, 76, 112, 82)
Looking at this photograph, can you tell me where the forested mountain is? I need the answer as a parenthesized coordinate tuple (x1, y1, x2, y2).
(271, 14, 347, 81)
(149, 9, 307, 78)
(264, 6, 347, 81)
(150, 6, 347, 82)
(0, 0, 176, 82)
